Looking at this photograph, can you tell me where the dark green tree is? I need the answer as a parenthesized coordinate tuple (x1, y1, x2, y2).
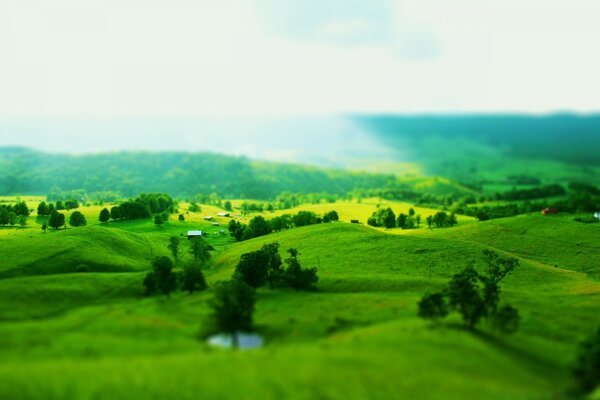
(224, 201, 233, 211)
(0, 208, 9, 226)
(110, 206, 122, 220)
(168, 236, 180, 261)
(178, 214, 185, 222)
(41, 222, 48, 232)
(144, 256, 177, 297)
(37, 201, 49, 216)
(248, 215, 271, 237)
(181, 263, 207, 294)
(418, 293, 448, 322)
(189, 236, 213, 264)
(283, 248, 318, 291)
(571, 327, 600, 397)
(234, 249, 269, 289)
(262, 242, 283, 289)
(69, 211, 87, 227)
(209, 280, 256, 348)
(48, 210, 65, 230)
(154, 215, 164, 226)
(99, 207, 110, 223)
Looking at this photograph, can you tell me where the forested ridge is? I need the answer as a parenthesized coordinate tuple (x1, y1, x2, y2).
(0, 147, 397, 199)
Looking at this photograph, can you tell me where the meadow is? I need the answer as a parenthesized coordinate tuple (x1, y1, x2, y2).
(0, 198, 599, 399)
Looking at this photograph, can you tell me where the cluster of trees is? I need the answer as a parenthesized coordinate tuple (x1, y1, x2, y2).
(143, 236, 212, 297)
(228, 210, 339, 242)
(233, 243, 318, 291)
(493, 184, 566, 201)
(418, 250, 520, 333)
(0, 201, 29, 227)
(99, 193, 175, 223)
(37, 200, 79, 215)
(425, 211, 457, 229)
(367, 207, 454, 230)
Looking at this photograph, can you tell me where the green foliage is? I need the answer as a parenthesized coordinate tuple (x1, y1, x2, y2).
(234, 249, 269, 289)
(247, 215, 272, 238)
(37, 201, 50, 216)
(209, 280, 256, 341)
(48, 210, 65, 230)
(283, 248, 318, 291)
(69, 211, 87, 227)
(292, 211, 319, 227)
(368, 207, 396, 229)
(181, 263, 207, 294)
(144, 256, 177, 298)
(189, 237, 212, 264)
(571, 327, 600, 397)
(322, 210, 339, 223)
(99, 208, 110, 223)
(418, 293, 448, 322)
(168, 236, 180, 261)
(154, 215, 164, 226)
(178, 214, 185, 222)
(224, 200, 233, 211)
(418, 251, 519, 331)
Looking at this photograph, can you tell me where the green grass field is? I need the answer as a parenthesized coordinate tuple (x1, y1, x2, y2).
(0, 200, 599, 399)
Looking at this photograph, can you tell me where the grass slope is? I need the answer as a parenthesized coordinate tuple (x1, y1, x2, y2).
(0, 215, 598, 399)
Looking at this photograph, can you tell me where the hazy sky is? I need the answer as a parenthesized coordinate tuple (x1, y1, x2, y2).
(1, 0, 599, 119)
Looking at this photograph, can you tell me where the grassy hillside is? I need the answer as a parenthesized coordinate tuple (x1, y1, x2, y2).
(0, 209, 599, 399)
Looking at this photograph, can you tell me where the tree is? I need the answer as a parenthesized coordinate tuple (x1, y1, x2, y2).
(189, 236, 212, 264)
(41, 222, 48, 232)
(0, 208, 9, 226)
(416, 215, 421, 227)
(262, 243, 283, 289)
(18, 215, 27, 228)
(168, 236, 180, 261)
(48, 210, 65, 230)
(37, 201, 49, 216)
(234, 249, 269, 289)
(99, 208, 110, 223)
(181, 263, 207, 294)
(409, 208, 416, 217)
(418, 293, 448, 322)
(492, 305, 520, 334)
(69, 211, 87, 227)
(144, 256, 177, 297)
(283, 248, 318, 291)
(209, 280, 256, 348)
(224, 201, 233, 211)
(248, 215, 271, 238)
(178, 214, 185, 222)
(426, 215, 433, 229)
(55, 200, 65, 210)
(323, 210, 339, 223)
(447, 266, 486, 329)
(397, 213, 407, 229)
(110, 206, 122, 220)
(571, 327, 600, 397)
(368, 207, 396, 228)
(417, 251, 520, 332)
(154, 215, 164, 226)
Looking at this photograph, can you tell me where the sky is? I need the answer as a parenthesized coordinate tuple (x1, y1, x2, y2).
(0, 0, 599, 157)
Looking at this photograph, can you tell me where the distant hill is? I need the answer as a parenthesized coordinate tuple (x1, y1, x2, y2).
(0, 147, 402, 199)
(356, 114, 600, 166)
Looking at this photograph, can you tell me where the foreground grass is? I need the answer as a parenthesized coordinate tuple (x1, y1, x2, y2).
(0, 207, 598, 399)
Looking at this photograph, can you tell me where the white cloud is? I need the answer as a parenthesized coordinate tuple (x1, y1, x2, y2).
(0, 0, 598, 118)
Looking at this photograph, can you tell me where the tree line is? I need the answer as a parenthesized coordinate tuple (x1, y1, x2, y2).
(227, 210, 339, 242)
(99, 193, 175, 223)
(367, 207, 457, 230)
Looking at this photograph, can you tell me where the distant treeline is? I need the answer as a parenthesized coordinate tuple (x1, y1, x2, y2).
(100, 193, 175, 222)
(228, 210, 340, 242)
(0, 147, 398, 200)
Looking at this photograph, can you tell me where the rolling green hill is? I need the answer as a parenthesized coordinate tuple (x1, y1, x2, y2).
(0, 212, 598, 399)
